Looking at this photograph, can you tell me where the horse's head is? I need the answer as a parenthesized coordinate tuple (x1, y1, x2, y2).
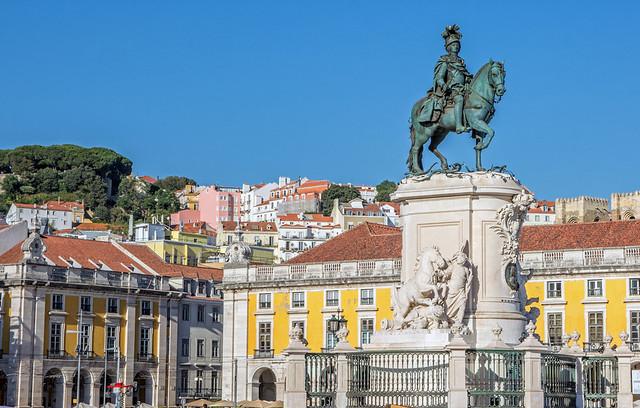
(489, 60, 506, 97)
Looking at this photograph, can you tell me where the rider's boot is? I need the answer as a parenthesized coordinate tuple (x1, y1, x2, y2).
(454, 95, 466, 134)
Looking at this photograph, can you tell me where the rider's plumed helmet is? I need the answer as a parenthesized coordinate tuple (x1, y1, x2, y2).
(442, 24, 462, 48)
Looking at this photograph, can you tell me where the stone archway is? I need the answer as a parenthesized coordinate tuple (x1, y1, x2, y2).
(99, 369, 117, 406)
(43, 368, 65, 408)
(71, 369, 92, 405)
(133, 370, 154, 406)
(251, 367, 277, 401)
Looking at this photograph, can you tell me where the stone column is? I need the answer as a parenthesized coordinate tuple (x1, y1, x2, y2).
(221, 287, 249, 402)
(91, 380, 102, 407)
(616, 332, 634, 407)
(155, 298, 169, 407)
(64, 381, 74, 408)
(514, 322, 547, 408)
(165, 299, 179, 407)
(392, 173, 529, 346)
(30, 288, 46, 408)
(333, 335, 355, 408)
(446, 331, 470, 408)
(282, 326, 311, 408)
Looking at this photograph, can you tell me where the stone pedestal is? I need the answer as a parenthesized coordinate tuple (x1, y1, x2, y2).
(391, 172, 528, 347)
(367, 328, 452, 350)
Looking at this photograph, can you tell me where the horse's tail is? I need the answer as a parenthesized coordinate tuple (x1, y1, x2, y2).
(407, 123, 416, 167)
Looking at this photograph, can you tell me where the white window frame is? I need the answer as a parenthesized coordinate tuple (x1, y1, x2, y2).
(545, 311, 564, 345)
(629, 278, 640, 297)
(49, 319, 66, 353)
(105, 324, 119, 353)
(256, 319, 273, 352)
(584, 308, 606, 343)
(359, 317, 375, 347)
(258, 293, 272, 309)
(80, 296, 92, 313)
(291, 291, 306, 309)
(586, 279, 604, 298)
(325, 290, 340, 308)
(107, 297, 119, 314)
(359, 288, 375, 306)
(51, 293, 65, 311)
(140, 300, 152, 316)
(139, 324, 153, 357)
(546, 281, 563, 299)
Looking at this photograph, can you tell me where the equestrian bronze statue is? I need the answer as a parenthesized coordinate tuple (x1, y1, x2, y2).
(407, 25, 506, 175)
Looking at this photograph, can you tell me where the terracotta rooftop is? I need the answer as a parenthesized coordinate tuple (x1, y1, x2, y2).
(286, 222, 401, 264)
(0, 235, 222, 281)
(521, 220, 640, 251)
(14, 201, 84, 212)
(76, 223, 110, 231)
(139, 175, 158, 184)
(121, 243, 222, 280)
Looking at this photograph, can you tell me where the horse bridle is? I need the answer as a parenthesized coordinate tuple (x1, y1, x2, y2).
(470, 63, 504, 108)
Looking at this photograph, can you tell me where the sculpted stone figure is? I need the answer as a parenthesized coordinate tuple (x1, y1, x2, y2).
(490, 191, 534, 291)
(441, 247, 473, 325)
(391, 246, 447, 326)
(385, 243, 474, 331)
(407, 24, 507, 174)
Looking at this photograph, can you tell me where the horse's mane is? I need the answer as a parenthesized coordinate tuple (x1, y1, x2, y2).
(470, 61, 493, 88)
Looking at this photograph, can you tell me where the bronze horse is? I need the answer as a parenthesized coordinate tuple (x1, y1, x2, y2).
(408, 60, 506, 174)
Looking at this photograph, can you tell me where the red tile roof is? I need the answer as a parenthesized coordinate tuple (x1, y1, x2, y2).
(120, 243, 222, 280)
(76, 223, 110, 231)
(14, 201, 84, 212)
(286, 222, 401, 264)
(139, 175, 158, 184)
(172, 221, 216, 236)
(521, 220, 640, 251)
(0, 235, 222, 281)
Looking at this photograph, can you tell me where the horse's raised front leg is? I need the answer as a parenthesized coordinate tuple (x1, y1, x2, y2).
(467, 116, 495, 151)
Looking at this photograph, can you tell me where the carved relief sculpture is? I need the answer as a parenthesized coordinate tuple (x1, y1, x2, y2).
(490, 190, 534, 291)
(384, 243, 474, 331)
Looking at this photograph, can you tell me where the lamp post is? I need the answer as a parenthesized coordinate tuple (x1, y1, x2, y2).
(67, 311, 84, 407)
(327, 314, 347, 349)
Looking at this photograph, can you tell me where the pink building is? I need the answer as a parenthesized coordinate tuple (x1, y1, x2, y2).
(198, 186, 241, 225)
(170, 209, 201, 226)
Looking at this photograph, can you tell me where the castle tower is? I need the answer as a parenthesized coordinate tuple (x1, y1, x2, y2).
(554, 196, 610, 224)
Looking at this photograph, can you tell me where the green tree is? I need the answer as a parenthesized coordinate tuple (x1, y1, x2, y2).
(321, 185, 361, 215)
(1, 175, 21, 198)
(375, 180, 398, 202)
(33, 168, 60, 193)
(155, 176, 196, 192)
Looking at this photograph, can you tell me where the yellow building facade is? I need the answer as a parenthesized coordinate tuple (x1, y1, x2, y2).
(521, 220, 640, 351)
(145, 239, 219, 266)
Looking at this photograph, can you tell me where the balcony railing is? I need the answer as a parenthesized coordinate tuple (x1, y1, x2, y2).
(136, 353, 158, 364)
(47, 350, 69, 359)
(177, 388, 222, 399)
(253, 349, 274, 359)
(521, 246, 640, 270)
(226, 258, 402, 284)
(583, 342, 605, 353)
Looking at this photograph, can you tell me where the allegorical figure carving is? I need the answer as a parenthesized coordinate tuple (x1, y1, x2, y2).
(407, 24, 507, 174)
(441, 248, 473, 325)
(490, 191, 534, 291)
(384, 243, 474, 331)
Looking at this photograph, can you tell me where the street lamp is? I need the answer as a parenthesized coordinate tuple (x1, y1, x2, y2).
(327, 314, 348, 349)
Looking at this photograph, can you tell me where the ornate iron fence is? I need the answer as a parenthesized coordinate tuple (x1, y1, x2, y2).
(466, 349, 525, 408)
(542, 354, 577, 408)
(306, 353, 337, 408)
(582, 356, 618, 408)
(346, 351, 448, 408)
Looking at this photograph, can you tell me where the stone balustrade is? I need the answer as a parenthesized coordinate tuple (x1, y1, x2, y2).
(223, 258, 402, 283)
(521, 246, 640, 269)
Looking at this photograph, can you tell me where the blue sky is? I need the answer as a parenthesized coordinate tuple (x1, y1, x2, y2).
(0, 1, 638, 200)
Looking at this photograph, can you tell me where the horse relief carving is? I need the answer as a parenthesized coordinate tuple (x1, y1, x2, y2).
(384, 243, 473, 332)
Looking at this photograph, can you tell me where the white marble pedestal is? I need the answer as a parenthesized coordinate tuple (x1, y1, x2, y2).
(388, 171, 529, 347)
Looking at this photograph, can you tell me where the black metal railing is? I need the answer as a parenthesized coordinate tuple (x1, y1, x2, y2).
(306, 353, 337, 408)
(254, 349, 274, 359)
(346, 351, 448, 408)
(76, 349, 96, 359)
(177, 387, 222, 399)
(542, 354, 577, 408)
(136, 353, 158, 363)
(466, 349, 525, 408)
(583, 356, 618, 408)
(47, 349, 69, 359)
(583, 342, 605, 353)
